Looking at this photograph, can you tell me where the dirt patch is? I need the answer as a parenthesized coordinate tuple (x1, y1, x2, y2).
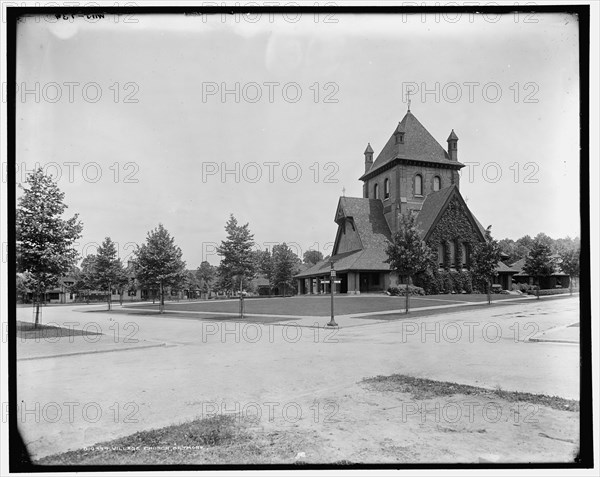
(33, 376, 580, 465)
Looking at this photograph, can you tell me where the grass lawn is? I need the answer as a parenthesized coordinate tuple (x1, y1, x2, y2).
(16, 321, 103, 340)
(120, 294, 530, 317)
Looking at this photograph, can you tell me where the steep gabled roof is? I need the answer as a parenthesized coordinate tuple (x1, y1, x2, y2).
(295, 197, 392, 277)
(334, 197, 392, 253)
(414, 184, 487, 241)
(360, 111, 463, 180)
(495, 261, 519, 273)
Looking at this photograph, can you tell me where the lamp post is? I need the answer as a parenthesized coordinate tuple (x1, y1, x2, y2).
(327, 261, 338, 327)
(239, 276, 244, 319)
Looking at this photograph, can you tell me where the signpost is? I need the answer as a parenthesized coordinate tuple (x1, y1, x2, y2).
(327, 262, 339, 327)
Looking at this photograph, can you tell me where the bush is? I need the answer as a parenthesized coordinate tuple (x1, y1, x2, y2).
(387, 285, 425, 296)
(527, 288, 574, 296)
(514, 282, 532, 293)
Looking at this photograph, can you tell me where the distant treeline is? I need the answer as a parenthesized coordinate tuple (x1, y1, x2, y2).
(498, 233, 580, 264)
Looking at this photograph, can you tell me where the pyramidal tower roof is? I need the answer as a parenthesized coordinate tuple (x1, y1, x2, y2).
(360, 111, 463, 180)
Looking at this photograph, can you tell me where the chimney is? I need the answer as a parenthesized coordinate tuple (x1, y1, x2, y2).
(364, 143, 374, 173)
(447, 129, 458, 161)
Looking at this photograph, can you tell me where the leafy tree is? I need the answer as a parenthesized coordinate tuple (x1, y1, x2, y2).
(498, 238, 530, 264)
(559, 247, 580, 295)
(134, 224, 187, 313)
(303, 250, 324, 265)
(16, 168, 83, 327)
(216, 215, 256, 295)
(470, 226, 502, 304)
(184, 270, 200, 299)
(523, 236, 556, 299)
(272, 243, 300, 297)
(91, 237, 126, 310)
(72, 255, 97, 303)
(534, 232, 554, 250)
(516, 235, 534, 251)
(554, 236, 580, 255)
(254, 249, 274, 294)
(16, 272, 33, 303)
(385, 212, 433, 313)
(196, 261, 216, 298)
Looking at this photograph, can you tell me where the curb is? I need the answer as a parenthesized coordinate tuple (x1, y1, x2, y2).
(17, 342, 167, 361)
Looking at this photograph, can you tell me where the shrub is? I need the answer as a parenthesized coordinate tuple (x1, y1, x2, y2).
(387, 285, 425, 296)
(491, 284, 503, 294)
(527, 288, 573, 296)
(515, 282, 532, 293)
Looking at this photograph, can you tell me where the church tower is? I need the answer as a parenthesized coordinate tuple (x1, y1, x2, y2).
(359, 110, 465, 233)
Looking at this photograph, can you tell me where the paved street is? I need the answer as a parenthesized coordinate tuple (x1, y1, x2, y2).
(16, 295, 580, 460)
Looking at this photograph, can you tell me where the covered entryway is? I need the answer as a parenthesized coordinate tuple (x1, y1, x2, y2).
(359, 272, 385, 293)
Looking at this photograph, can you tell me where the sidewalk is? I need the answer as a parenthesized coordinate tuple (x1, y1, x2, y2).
(17, 322, 166, 361)
(528, 322, 579, 344)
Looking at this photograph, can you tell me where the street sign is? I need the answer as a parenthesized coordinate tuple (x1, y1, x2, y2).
(331, 270, 337, 277)
(321, 280, 330, 284)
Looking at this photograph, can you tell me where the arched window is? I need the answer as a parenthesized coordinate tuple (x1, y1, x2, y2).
(437, 243, 444, 268)
(461, 243, 469, 268)
(433, 176, 441, 192)
(384, 178, 390, 199)
(414, 174, 423, 196)
(374, 183, 379, 200)
(449, 241, 456, 268)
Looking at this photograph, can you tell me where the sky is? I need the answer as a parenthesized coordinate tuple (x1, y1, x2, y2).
(13, 11, 581, 267)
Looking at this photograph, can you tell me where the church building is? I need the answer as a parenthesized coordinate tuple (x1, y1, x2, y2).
(295, 108, 508, 295)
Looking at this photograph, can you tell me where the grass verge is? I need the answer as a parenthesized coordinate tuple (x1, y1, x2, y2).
(362, 374, 579, 412)
(34, 415, 316, 466)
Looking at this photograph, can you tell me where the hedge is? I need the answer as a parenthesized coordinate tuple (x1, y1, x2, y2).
(387, 285, 425, 296)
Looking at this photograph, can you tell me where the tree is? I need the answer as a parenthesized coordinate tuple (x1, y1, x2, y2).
(303, 250, 324, 266)
(196, 261, 216, 298)
(134, 224, 187, 313)
(516, 235, 534, 251)
(559, 247, 580, 296)
(91, 237, 125, 310)
(16, 168, 83, 327)
(72, 255, 97, 304)
(554, 236, 580, 255)
(272, 243, 300, 297)
(16, 272, 33, 303)
(254, 249, 274, 294)
(184, 270, 200, 299)
(523, 236, 556, 299)
(470, 226, 502, 305)
(385, 212, 433, 313)
(216, 215, 256, 295)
